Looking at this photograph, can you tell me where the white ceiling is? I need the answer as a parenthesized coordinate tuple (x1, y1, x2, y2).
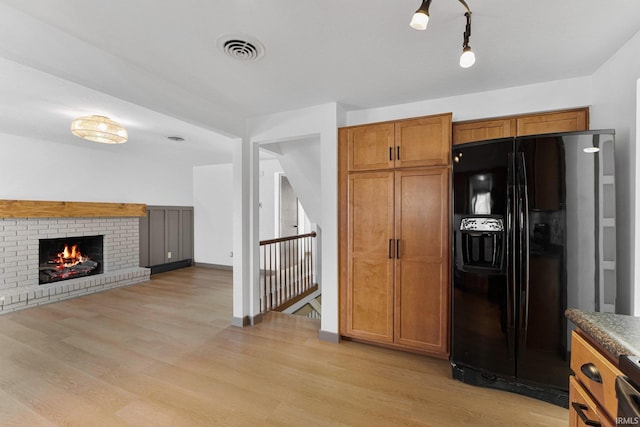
(0, 0, 640, 165)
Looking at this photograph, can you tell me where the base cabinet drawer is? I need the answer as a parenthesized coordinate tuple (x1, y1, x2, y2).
(571, 331, 622, 422)
(570, 376, 613, 427)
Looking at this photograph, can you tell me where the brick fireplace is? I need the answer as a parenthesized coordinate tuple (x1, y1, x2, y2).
(0, 200, 150, 313)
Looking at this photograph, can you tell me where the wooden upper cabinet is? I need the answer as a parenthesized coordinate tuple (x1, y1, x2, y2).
(451, 107, 589, 145)
(345, 113, 452, 171)
(395, 113, 452, 168)
(452, 118, 516, 145)
(516, 108, 588, 136)
(346, 122, 395, 171)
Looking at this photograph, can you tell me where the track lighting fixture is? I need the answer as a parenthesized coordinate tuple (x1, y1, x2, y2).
(410, 0, 477, 68)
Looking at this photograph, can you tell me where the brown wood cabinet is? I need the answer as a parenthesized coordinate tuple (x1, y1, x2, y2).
(346, 113, 451, 171)
(339, 112, 451, 358)
(569, 331, 621, 426)
(517, 109, 588, 137)
(394, 168, 449, 353)
(452, 107, 589, 145)
(345, 171, 395, 343)
(452, 118, 516, 145)
(395, 115, 451, 168)
(346, 122, 395, 171)
(569, 376, 612, 427)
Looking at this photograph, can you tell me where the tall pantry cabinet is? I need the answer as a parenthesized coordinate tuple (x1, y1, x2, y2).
(338, 113, 451, 358)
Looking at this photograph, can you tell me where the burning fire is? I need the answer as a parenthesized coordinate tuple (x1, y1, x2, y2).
(55, 244, 89, 269)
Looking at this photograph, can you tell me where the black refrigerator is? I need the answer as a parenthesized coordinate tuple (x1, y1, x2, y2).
(450, 130, 616, 407)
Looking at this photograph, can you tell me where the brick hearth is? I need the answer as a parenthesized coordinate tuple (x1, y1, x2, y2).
(0, 216, 150, 313)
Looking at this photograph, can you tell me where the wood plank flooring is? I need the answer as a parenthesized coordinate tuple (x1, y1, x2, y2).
(0, 267, 568, 426)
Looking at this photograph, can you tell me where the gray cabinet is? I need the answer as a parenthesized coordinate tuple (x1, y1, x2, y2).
(140, 206, 194, 270)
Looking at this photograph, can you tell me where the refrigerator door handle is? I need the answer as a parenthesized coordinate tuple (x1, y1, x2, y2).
(518, 152, 530, 353)
(506, 153, 516, 357)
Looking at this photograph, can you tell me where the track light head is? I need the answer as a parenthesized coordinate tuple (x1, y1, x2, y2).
(410, 0, 432, 30)
(460, 46, 476, 68)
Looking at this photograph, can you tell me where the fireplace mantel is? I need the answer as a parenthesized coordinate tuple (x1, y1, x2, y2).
(0, 200, 146, 218)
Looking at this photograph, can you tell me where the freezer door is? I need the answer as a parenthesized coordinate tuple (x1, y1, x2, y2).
(515, 130, 616, 390)
(451, 138, 516, 377)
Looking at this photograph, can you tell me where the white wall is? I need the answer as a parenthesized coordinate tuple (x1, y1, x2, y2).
(259, 158, 284, 241)
(590, 28, 640, 315)
(272, 137, 321, 225)
(347, 76, 592, 125)
(0, 132, 193, 205)
(193, 158, 284, 265)
(193, 163, 234, 266)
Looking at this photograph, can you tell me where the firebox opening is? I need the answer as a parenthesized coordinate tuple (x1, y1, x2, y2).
(39, 235, 104, 284)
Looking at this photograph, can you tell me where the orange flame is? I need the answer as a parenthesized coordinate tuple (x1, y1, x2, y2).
(55, 244, 88, 269)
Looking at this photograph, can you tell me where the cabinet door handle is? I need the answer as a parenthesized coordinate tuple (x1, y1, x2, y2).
(396, 239, 401, 258)
(580, 363, 603, 384)
(397, 146, 401, 160)
(389, 147, 393, 161)
(571, 402, 601, 426)
(389, 239, 393, 259)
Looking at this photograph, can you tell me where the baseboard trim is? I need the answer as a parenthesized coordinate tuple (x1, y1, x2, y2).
(231, 314, 263, 327)
(231, 316, 251, 327)
(251, 313, 263, 325)
(149, 259, 193, 274)
(194, 262, 233, 271)
(318, 330, 340, 344)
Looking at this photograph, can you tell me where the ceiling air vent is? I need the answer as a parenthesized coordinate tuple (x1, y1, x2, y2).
(217, 33, 265, 61)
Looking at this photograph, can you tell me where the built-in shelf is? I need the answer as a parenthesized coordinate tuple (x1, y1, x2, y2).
(0, 199, 146, 218)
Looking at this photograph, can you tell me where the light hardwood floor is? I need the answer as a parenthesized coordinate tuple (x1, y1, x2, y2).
(0, 267, 568, 426)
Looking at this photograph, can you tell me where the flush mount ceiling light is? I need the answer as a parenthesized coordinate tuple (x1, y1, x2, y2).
(70, 115, 128, 144)
(410, 0, 476, 68)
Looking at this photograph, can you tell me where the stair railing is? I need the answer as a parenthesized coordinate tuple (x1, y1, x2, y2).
(259, 231, 317, 313)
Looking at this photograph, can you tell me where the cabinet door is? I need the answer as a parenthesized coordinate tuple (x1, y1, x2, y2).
(517, 108, 588, 136)
(346, 172, 395, 343)
(347, 123, 395, 171)
(395, 113, 452, 168)
(452, 118, 516, 145)
(571, 332, 622, 422)
(394, 168, 449, 355)
(569, 376, 612, 427)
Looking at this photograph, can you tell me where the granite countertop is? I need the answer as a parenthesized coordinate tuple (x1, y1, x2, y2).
(566, 308, 640, 359)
